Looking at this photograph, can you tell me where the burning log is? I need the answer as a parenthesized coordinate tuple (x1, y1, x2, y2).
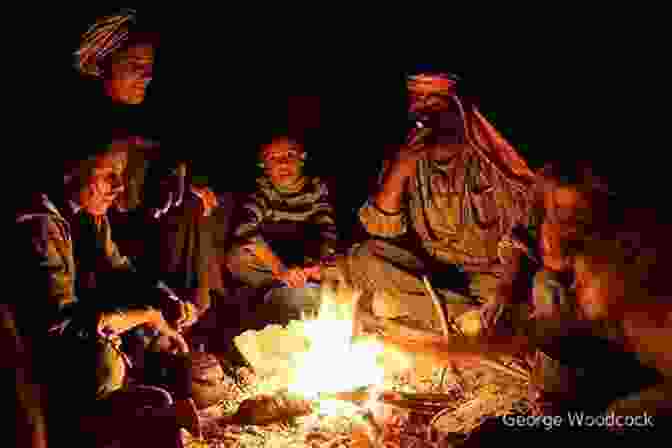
(232, 393, 314, 425)
(326, 390, 372, 405)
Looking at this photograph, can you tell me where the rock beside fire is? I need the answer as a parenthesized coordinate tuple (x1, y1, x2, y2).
(233, 393, 313, 425)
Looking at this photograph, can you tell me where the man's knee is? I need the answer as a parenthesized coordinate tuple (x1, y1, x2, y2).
(224, 248, 269, 287)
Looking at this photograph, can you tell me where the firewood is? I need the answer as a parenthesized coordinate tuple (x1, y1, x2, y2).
(422, 276, 451, 338)
(329, 390, 372, 404)
(395, 392, 459, 403)
(378, 400, 442, 415)
(377, 391, 459, 415)
(377, 334, 530, 382)
(232, 393, 313, 425)
(356, 309, 444, 341)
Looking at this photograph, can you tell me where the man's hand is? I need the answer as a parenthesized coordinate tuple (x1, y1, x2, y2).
(149, 312, 190, 354)
(163, 330, 190, 355)
(163, 299, 199, 331)
(374, 144, 430, 214)
(176, 301, 199, 330)
(274, 267, 309, 288)
(480, 302, 504, 332)
(190, 185, 218, 217)
(303, 264, 322, 281)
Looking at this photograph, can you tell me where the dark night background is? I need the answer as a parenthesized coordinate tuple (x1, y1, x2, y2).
(24, 7, 661, 229)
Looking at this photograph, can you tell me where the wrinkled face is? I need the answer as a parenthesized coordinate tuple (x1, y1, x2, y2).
(80, 146, 127, 216)
(261, 138, 305, 187)
(104, 44, 154, 105)
(408, 92, 452, 120)
(540, 186, 591, 271)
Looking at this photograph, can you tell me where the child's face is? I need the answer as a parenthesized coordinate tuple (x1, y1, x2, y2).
(261, 138, 305, 187)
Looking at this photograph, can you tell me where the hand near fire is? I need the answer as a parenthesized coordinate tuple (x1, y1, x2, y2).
(274, 265, 321, 288)
(479, 302, 505, 333)
(303, 264, 322, 281)
(274, 267, 307, 288)
(149, 312, 190, 355)
(190, 185, 218, 217)
(162, 299, 199, 332)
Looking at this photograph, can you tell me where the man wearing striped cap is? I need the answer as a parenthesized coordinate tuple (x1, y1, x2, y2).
(73, 9, 219, 317)
(74, 8, 156, 105)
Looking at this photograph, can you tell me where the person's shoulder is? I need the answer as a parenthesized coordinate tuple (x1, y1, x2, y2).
(16, 194, 61, 224)
(15, 195, 71, 258)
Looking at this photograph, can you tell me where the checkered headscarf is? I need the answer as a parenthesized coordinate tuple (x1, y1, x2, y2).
(74, 9, 138, 78)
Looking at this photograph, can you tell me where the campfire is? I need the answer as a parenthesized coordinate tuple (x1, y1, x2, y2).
(186, 284, 532, 447)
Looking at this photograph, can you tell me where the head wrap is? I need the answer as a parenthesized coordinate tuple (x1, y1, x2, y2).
(407, 72, 459, 96)
(405, 72, 537, 235)
(406, 72, 535, 181)
(74, 9, 138, 77)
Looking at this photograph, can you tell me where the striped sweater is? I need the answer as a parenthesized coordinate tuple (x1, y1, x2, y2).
(234, 176, 338, 261)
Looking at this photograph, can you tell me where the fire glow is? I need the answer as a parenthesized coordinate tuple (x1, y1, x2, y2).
(287, 290, 386, 400)
(234, 286, 412, 421)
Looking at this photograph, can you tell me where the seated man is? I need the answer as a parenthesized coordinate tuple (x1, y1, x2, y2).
(226, 135, 338, 323)
(382, 179, 672, 438)
(15, 131, 201, 447)
(339, 72, 537, 334)
(74, 8, 217, 318)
